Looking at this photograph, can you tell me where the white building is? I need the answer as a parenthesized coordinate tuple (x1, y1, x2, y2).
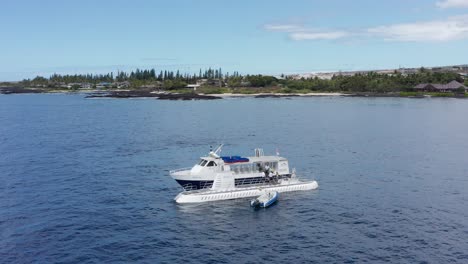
(186, 84, 200, 91)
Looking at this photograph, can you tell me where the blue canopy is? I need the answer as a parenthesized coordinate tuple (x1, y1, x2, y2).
(221, 156, 249, 163)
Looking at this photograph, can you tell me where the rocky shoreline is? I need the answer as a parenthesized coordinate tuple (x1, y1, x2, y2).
(85, 90, 222, 100)
(0, 87, 47, 94)
(1, 87, 466, 99)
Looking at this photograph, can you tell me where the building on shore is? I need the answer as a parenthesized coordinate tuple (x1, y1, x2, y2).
(186, 84, 200, 91)
(414, 80, 467, 92)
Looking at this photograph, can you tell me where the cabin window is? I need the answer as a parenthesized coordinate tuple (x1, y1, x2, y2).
(207, 161, 216, 167)
(271, 162, 278, 170)
(255, 162, 265, 172)
(199, 159, 208, 166)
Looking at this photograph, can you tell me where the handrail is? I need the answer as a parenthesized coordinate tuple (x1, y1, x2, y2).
(182, 178, 312, 195)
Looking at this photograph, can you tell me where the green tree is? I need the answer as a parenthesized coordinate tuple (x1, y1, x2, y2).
(227, 76, 242, 87)
(172, 79, 187, 88)
(163, 80, 173, 89)
(455, 85, 466, 94)
(31, 76, 48, 86)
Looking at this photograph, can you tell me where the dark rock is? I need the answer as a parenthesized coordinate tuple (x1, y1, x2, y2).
(254, 94, 300, 98)
(0, 87, 46, 94)
(86, 91, 221, 100)
(157, 93, 221, 100)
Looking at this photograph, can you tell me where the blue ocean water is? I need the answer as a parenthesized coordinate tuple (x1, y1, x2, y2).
(1, 94, 468, 263)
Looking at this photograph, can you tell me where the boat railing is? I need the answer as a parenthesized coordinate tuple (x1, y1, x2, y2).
(170, 167, 192, 174)
(182, 181, 214, 192)
(182, 185, 197, 191)
(200, 181, 214, 190)
(235, 176, 283, 188)
(183, 179, 290, 195)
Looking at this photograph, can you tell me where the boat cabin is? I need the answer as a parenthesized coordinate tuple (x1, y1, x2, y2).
(192, 155, 289, 175)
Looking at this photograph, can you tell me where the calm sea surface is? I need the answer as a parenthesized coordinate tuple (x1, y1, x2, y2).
(1, 94, 468, 263)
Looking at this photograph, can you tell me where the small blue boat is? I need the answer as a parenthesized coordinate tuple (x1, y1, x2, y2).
(250, 191, 279, 208)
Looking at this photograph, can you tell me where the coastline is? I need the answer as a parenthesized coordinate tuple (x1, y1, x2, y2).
(1, 87, 467, 99)
(207, 92, 346, 98)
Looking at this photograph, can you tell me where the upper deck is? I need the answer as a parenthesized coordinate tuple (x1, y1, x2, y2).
(170, 146, 291, 179)
(199, 155, 286, 164)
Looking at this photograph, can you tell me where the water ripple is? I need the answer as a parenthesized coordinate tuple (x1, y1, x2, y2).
(1, 95, 468, 263)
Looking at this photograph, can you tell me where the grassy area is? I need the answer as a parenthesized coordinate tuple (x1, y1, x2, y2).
(166, 88, 195, 94)
(228, 87, 266, 94)
(231, 87, 343, 94)
(196, 86, 231, 94)
(231, 88, 258, 94)
(279, 88, 314, 94)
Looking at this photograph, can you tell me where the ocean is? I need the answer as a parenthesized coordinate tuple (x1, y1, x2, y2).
(1, 94, 467, 263)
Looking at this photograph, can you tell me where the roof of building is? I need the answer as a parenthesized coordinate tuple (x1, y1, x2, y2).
(442, 80, 466, 89)
(414, 83, 428, 89)
(414, 80, 466, 90)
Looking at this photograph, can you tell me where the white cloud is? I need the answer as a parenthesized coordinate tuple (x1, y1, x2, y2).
(265, 15, 468, 42)
(264, 24, 303, 32)
(263, 23, 350, 40)
(368, 15, 468, 42)
(436, 0, 468, 8)
(289, 31, 350, 40)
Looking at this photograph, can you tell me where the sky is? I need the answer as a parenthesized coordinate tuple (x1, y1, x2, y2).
(1, 0, 468, 80)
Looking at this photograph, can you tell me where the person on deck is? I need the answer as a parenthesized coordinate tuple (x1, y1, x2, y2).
(264, 165, 270, 177)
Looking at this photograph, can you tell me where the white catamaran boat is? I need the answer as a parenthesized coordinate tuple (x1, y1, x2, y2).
(170, 145, 318, 204)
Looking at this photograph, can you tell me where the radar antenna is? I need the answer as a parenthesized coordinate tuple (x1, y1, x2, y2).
(209, 144, 223, 158)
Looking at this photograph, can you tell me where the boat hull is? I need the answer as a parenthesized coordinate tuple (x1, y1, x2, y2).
(174, 180, 318, 204)
(251, 191, 279, 208)
(261, 191, 279, 208)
